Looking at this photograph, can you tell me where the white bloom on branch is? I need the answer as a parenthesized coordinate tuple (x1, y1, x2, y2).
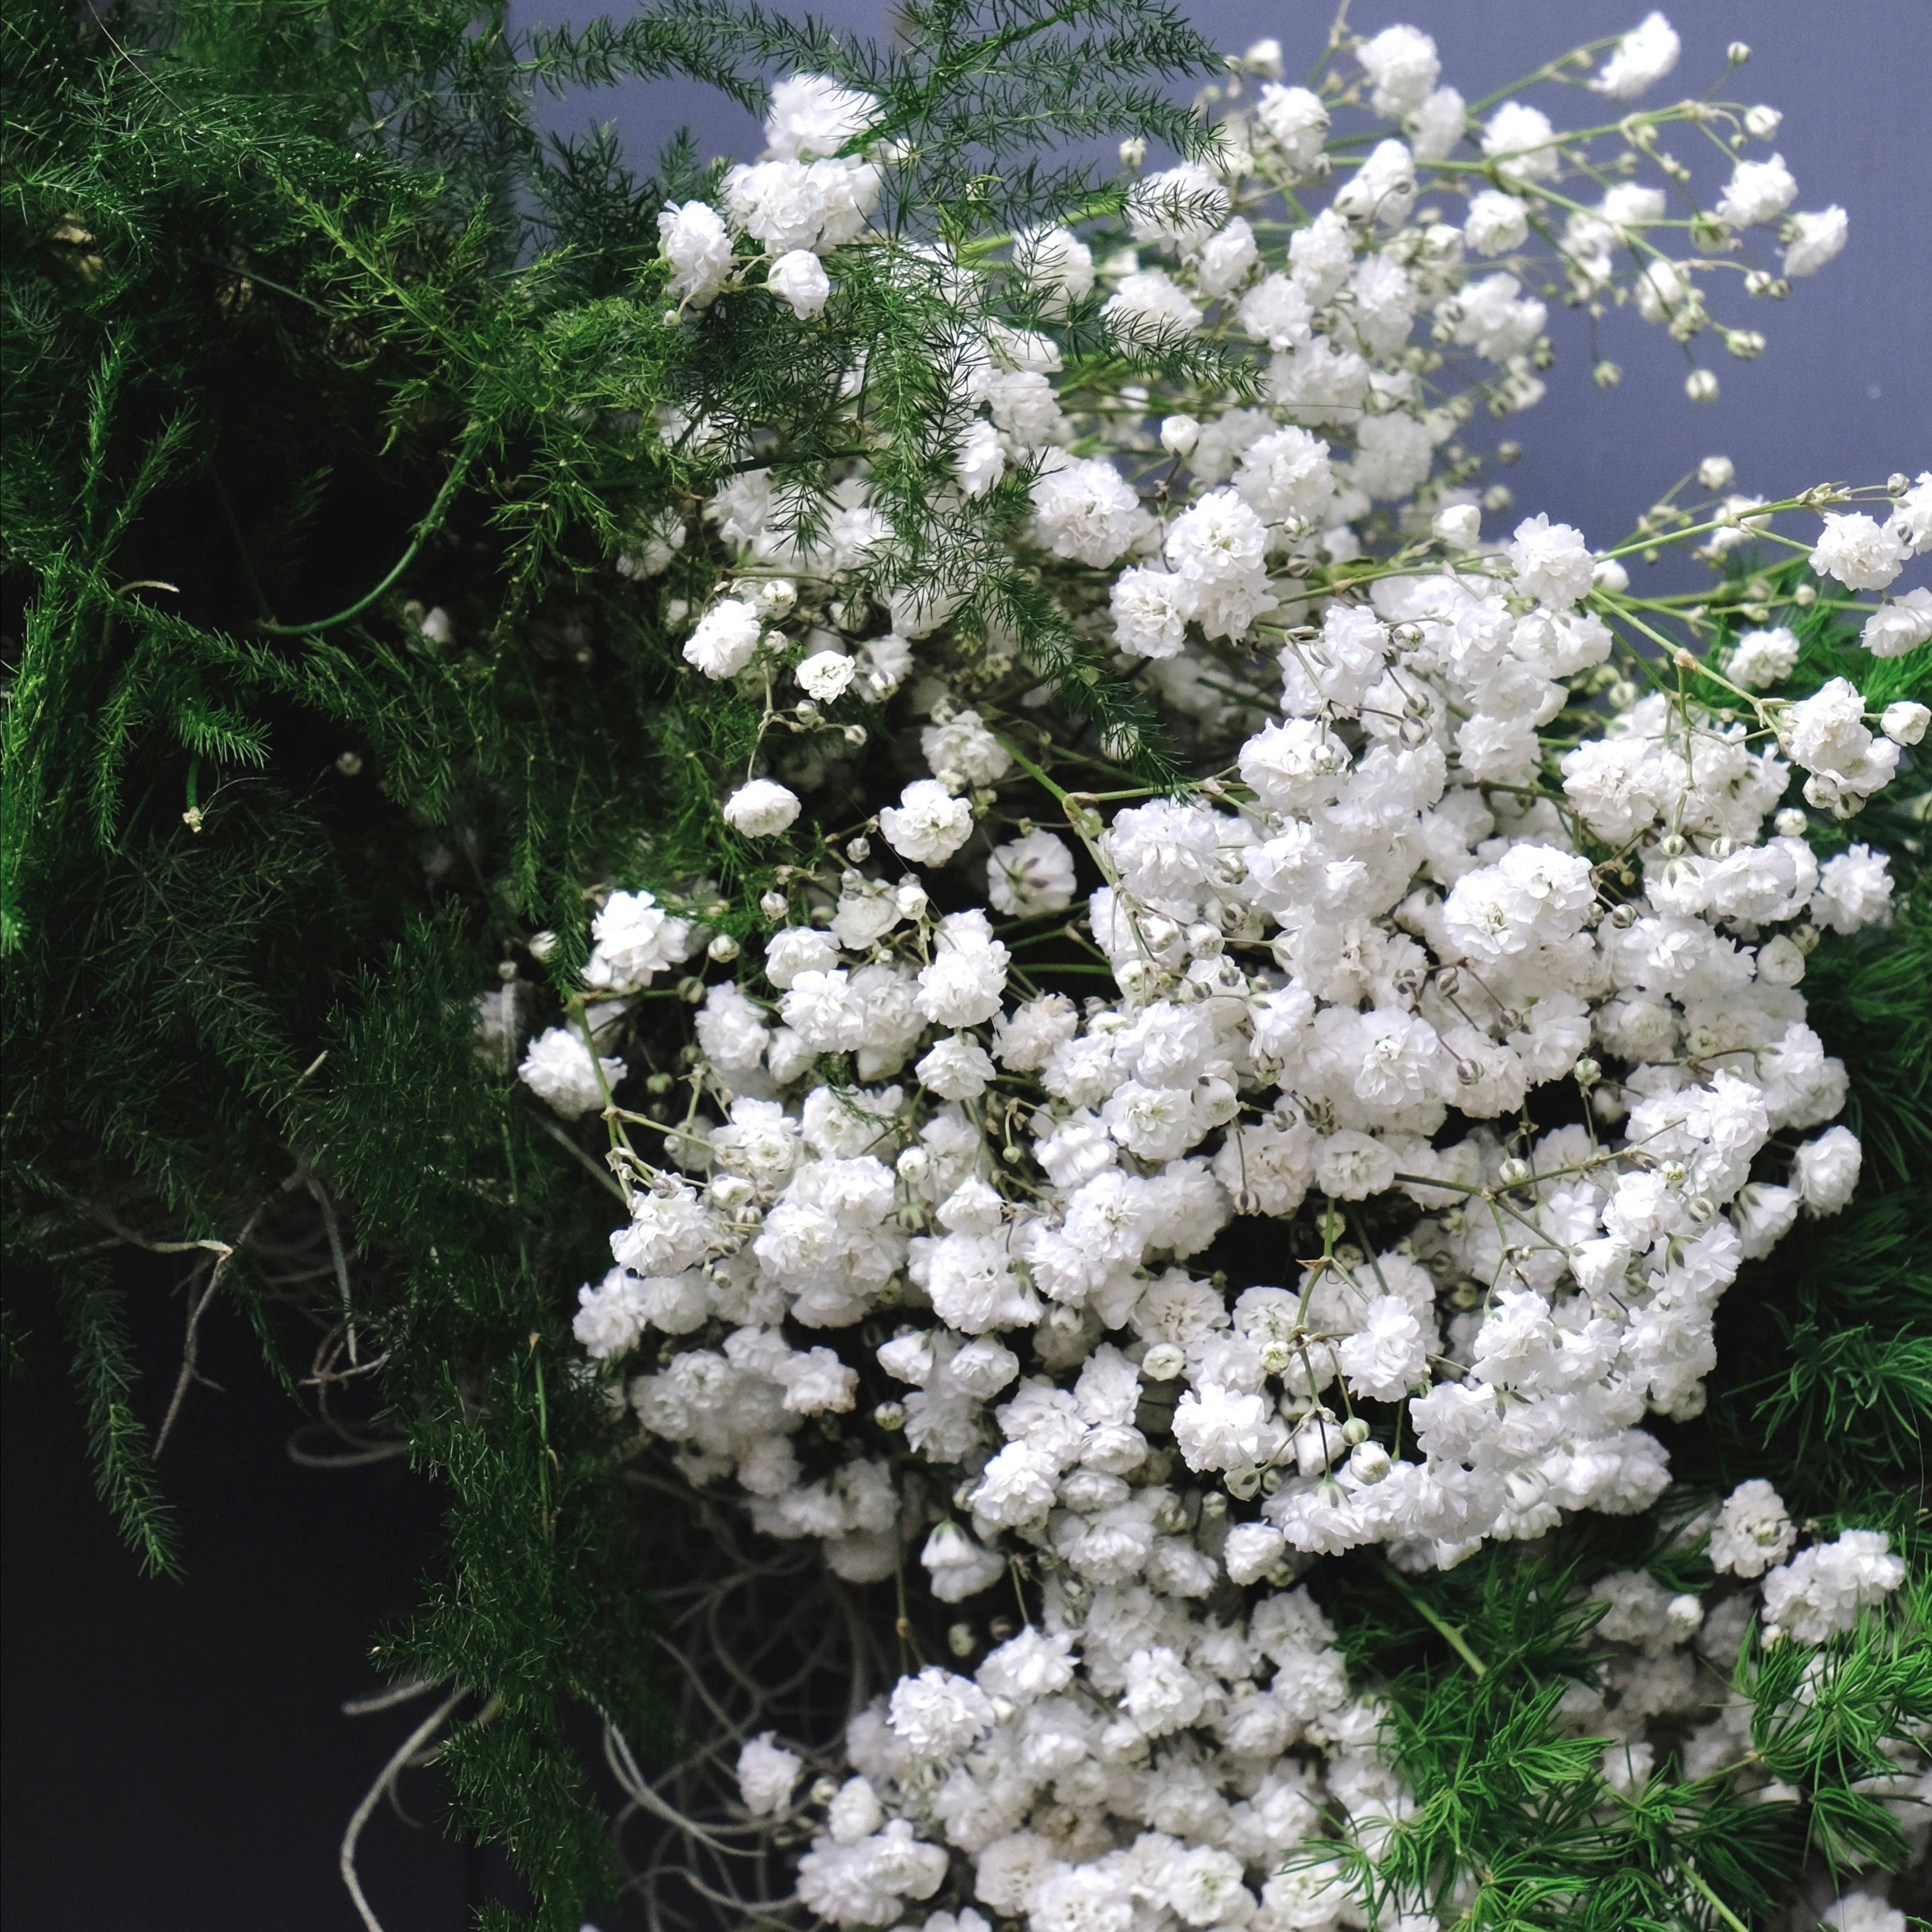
(657, 199, 734, 305)
(518, 1025, 621, 1118)
(767, 248, 832, 318)
(684, 598, 764, 677)
(1592, 11, 1680, 98)
(881, 778, 973, 866)
(724, 779, 802, 837)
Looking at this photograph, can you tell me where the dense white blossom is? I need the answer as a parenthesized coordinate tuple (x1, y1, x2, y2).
(768, 247, 833, 318)
(1763, 1529, 1907, 1644)
(658, 200, 735, 307)
(764, 74, 879, 161)
(1708, 1478, 1795, 1578)
(1592, 11, 1681, 98)
(518, 1025, 621, 1119)
(684, 598, 764, 677)
(724, 778, 803, 837)
(527, 38, 1921, 1928)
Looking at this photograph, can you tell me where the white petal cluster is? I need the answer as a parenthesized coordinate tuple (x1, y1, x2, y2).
(520, 34, 1921, 1928)
(551, 476, 1912, 1920)
(1592, 11, 1681, 99)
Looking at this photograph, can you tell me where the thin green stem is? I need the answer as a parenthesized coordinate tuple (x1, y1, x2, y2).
(259, 440, 478, 637)
(1379, 1561, 1489, 1677)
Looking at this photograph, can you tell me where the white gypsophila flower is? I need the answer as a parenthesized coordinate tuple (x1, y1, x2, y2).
(1195, 217, 1261, 300)
(887, 1666, 995, 1757)
(1333, 137, 1419, 225)
(571, 1268, 646, 1359)
(1255, 83, 1328, 170)
(1238, 272, 1316, 351)
(724, 779, 803, 837)
(1821, 1898, 1908, 1932)
(797, 648, 857, 702)
(584, 889, 694, 992)
(1462, 188, 1529, 257)
(684, 598, 764, 678)
(916, 1035, 996, 1100)
(1233, 424, 1335, 524)
(1763, 1529, 1906, 1644)
(1707, 1478, 1795, 1578)
(1782, 205, 1848, 277)
(658, 199, 734, 306)
(1111, 567, 1190, 659)
(1128, 164, 1229, 250)
(518, 1025, 623, 1119)
(768, 247, 832, 318)
(1409, 85, 1467, 164)
(953, 418, 1005, 498)
(1782, 677, 1878, 779)
(1791, 1123, 1861, 1212)
(1811, 846, 1893, 933)
(1481, 102, 1560, 183)
(1103, 268, 1206, 344)
(764, 74, 879, 160)
(880, 779, 973, 866)
(1029, 455, 1155, 566)
(1881, 700, 1929, 745)
(1592, 11, 1680, 98)
(1356, 24, 1439, 119)
(1809, 513, 1906, 591)
(721, 156, 881, 255)
(1440, 271, 1546, 363)
(1507, 514, 1595, 608)
(1890, 471, 1932, 553)
(1727, 626, 1800, 689)
(1862, 587, 1932, 658)
(922, 711, 1012, 789)
(987, 830, 1077, 917)
(1015, 225, 1095, 314)
(1715, 153, 1798, 228)
(737, 1731, 802, 1814)
(1165, 490, 1277, 640)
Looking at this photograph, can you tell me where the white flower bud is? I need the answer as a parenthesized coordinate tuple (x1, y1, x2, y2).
(1141, 1342, 1185, 1381)
(768, 248, 832, 320)
(1881, 700, 1929, 746)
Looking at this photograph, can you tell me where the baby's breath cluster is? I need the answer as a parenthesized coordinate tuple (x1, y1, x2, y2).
(507, 18, 1927, 1931)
